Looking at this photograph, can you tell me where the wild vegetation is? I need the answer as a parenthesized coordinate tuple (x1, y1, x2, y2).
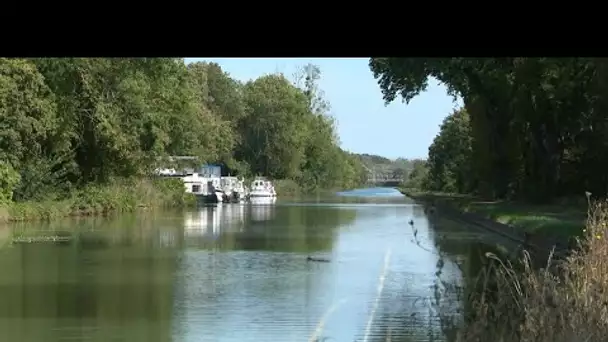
(0, 58, 366, 221)
(433, 201, 608, 342)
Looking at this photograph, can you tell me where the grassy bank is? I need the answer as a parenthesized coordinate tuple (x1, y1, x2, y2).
(0, 178, 197, 223)
(400, 188, 586, 238)
(447, 201, 608, 341)
(272, 179, 356, 198)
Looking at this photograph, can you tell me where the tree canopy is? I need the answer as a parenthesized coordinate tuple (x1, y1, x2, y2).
(370, 58, 608, 203)
(0, 58, 366, 202)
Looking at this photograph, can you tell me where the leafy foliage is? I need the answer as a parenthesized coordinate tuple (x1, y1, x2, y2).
(0, 161, 19, 203)
(239, 74, 310, 179)
(425, 108, 475, 193)
(402, 159, 428, 190)
(0, 58, 365, 203)
(369, 57, 608, 203)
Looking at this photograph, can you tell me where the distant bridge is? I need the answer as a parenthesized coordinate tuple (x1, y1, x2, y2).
(366, 176, 404, 187)
(361, 164, 404, 186)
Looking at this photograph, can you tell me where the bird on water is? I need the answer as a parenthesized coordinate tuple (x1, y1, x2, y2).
(307, 256, 330, 263)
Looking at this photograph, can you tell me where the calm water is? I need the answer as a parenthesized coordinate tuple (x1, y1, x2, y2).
(0, 188, 516, 342)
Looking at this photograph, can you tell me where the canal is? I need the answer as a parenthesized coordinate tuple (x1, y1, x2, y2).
(0, 188, 516, 341)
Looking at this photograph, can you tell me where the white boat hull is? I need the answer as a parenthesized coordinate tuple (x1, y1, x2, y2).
(249, 191, 276, 198)
(250, 196, 277, 205)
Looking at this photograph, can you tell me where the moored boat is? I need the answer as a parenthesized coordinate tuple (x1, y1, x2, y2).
(206, 179, 224, 203)
(182, 173, 207, 195)
(221, 176, 248, 202)
(249, 177, 277, 198)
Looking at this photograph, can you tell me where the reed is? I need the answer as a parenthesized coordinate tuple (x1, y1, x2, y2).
(447, 199, 608, 342)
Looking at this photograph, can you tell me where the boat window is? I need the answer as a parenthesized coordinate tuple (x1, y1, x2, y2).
(192, 185, 200, 193)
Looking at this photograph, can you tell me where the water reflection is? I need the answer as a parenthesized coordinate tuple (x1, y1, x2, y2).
(184, 205, 247, 237)
(0, 219, 178, 341)
(174, 201, 361, 342)
(336, 187, 405, 198)
(175, 200, 467, 342)
(249, 197, 277, 221)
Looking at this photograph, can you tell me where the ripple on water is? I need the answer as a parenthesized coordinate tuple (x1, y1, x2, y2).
(174, 250, 338, 342)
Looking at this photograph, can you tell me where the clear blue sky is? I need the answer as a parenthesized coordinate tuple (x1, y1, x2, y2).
(184, 58, 461, 160)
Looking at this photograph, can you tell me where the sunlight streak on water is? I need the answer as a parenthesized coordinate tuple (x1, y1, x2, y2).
(335, 187, 405, 197)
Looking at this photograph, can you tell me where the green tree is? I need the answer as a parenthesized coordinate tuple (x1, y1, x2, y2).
(369, 57, 608, 202)
(0, 58, 75, 200)
(403, 159, 428, 190)
(239, 74, 310, 179)
(32, 58, 183, 182)
(425, 108, 475, 193)
(187, 62, 247, 122)
(291, 64, 356, 190)
(0, 59, 61, 169)
(293, 63, 331, 116)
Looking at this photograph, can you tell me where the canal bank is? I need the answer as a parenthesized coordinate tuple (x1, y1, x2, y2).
(397, 188, 580, 260)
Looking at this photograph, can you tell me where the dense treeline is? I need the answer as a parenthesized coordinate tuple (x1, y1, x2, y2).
(0, 58, 366, 204)
(419, 107, 475, 194)
(370, 58, 608, 203)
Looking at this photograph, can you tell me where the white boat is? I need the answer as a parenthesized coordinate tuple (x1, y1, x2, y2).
(220, 176, 248, 202)
(249, 177, 277, 198)
(182, 173, 207, 195)
(180, 173, 224, 202)
(206, 178, 225, 203)
(199, 165, 225, 203)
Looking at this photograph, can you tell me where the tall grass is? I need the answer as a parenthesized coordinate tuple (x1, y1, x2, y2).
(448, 200, 608, 342)
(272, 179, 302, 197)
(0, 178, 197, 223)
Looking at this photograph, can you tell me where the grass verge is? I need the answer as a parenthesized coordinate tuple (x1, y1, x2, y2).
(446, 200, 608, 341)
(0, 178, 197, 223)
(400, 188, 586, 238)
